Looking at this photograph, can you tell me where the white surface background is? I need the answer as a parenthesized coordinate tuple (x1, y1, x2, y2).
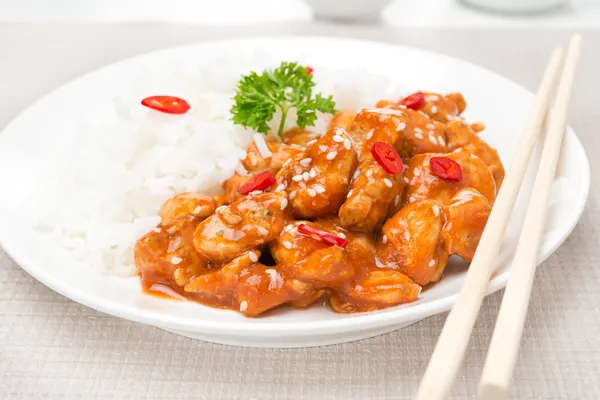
(1, 0, 599, 27)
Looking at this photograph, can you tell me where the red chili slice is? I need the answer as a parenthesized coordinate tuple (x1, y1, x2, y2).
(237, 171, 276, 195)
(397, 92, 426, 110)
(430, 157, 463, 182)
(141, 96, 190, 114)
(306, 66, 314, 76)
(297, 224, 348, 249)
(371, 142, 404, 175)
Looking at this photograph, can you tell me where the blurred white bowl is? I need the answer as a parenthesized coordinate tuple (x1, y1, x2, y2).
(462, 0, 568, 13)
(305, 0, 392, 20)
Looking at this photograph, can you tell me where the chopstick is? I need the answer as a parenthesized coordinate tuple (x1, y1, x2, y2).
(478, 34, 582, 400)
(414, 47, 566, 400)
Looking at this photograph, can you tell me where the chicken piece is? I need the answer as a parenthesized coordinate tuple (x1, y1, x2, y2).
(376, 199, 448, 285)
(220, 173, 253, 204)
(282, 127, 320, 148)
(328, 111, 357, 131)
(330, 269, 421, 313)
(184, 250, 292, 316)
(377, 92, 466, 124)
(365, 103, 448, 158)
(445, 92, 467, 114)
(241, 136, 304, 173)
(276, 127, 357, 219)
(159, 193, 215, 225)
(346, 107, 408, 158)
(445, 120, 505, 188)
(135, 216, 210, 291)
(193, 191, 289, 263)
(397, 108, 448, 158)
(404, 150, 497, 206)
(421, 92, 466, 123)
(339, 156, 404, 232)
(441, 188, 491, 262)
(271, 220, 355, 288)
(285, 278, 327, 308)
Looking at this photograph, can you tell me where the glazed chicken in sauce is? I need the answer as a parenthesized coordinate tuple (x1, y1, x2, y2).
(135, 91, 504, 316)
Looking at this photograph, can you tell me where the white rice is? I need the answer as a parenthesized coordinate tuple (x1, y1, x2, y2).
(25, 53, 409, 277)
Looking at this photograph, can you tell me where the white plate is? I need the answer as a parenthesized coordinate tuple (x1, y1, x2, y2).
(0, 37, 589, 348)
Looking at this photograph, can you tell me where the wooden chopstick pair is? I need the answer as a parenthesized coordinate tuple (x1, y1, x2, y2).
(415, 34, 582, 400)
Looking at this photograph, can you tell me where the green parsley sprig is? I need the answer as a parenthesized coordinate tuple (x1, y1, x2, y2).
(230, 61, 337, 136)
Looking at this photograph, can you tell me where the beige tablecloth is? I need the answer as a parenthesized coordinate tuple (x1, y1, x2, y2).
(1, 24, 599, 399)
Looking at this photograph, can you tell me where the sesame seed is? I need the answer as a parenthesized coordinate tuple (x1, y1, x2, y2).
(428, 130, 435, 136)
(193, 206, 203, 215)
(418, 111, 428, 117)
(319, 145, 328, 152)
(414, 132, 424, 140)
(280, 198, 288, 210)
(306, 139, 317, 146)
(384, 178, 393, 188)
(282, 241, 293, 249)
(171, 256, 183, 265)
(413, 168, 421, 177)
(326, 151, 338, 160)
(429, 135, 438, 145)
(275, 183, 286, 192)
(366, 129, 374, 139)
(292, 174, 303, 182)
(426, 123, 435, 129)
(282, 159, 292, 168)
(249, 190, 263, 196)
(471, 154, 478, 159)
(310, 167, 317, 178)
(257, 227, 269, 236)
(396, 122, 406, 132)
(382, 234, 388, 244)
(347, 189, 354, 198)
(334, 127, 347, 135)
(353, 169, 360, 180)
(429, 259, 436, 267)
(307, 188, 317, 197)
(438, 136, 446, 146)
(394, 195, 400, 206)
(289, 144, 304, 149)
(366, 169, 373, 178)
(414, 127, 423, 133)
(332, 134, 344, 143)
(337, 232, 346, 239)
(303, 172, 311, 181)
(313, 184, 326, 194)
(404, 231, 411, 241)
(404, 177, 409, 184)
(289, 190, 297, 199)
(216, 205, 226, 212)
(426, 94, 439, 101)
(409, 196, 416, 203)
(344, 138, 352, 150)
(248, 251, 258, 262)
(454, 148, 463, 153)
(300, 158, 312, 167)
(431, 105, 438, 114)
(239, 300, 248, 312)
(152, 227, 161, 233)
(166, 226, 178, 234)
(433, 205, 440, 216)
(284, 224, 293, 232)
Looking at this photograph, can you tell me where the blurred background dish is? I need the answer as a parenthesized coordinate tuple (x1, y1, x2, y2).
(461, 0, 568, 13)
(304, 0, 392, 21)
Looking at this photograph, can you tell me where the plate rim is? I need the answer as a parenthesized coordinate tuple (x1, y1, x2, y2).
(0, 35, 591, 336)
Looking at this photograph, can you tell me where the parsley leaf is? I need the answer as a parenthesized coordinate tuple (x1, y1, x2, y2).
(231, 61, 337, 136)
